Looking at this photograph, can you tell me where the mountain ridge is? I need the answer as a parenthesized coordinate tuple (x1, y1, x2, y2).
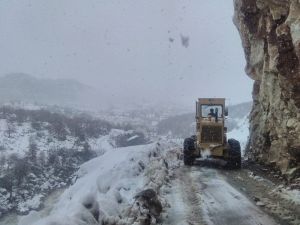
(0, 73, 99, 109)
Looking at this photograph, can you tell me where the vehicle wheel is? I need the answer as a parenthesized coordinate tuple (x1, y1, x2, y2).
(183, 154, 195, 165)
(183, 137, 195, 152)
(227, 138, 241, 169)
(183, 137, 196, 166)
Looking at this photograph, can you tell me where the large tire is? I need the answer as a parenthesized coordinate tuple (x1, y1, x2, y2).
(183, 137, 196, 166)
(227, 138, 241, 169)
(183, 155, 194, 165)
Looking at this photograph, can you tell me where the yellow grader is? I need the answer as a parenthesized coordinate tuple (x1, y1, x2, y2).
(183, 98, 241, 169)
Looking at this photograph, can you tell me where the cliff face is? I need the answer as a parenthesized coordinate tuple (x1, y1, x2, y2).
(234, 0, 300, 176)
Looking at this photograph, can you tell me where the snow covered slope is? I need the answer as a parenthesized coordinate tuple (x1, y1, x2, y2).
(227, 115, 249, 155)
(18, 141, 180, 225)
(0, 106, 150, 216)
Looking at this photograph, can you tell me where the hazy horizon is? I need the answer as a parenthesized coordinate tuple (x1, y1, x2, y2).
(0, 0, 253, 108)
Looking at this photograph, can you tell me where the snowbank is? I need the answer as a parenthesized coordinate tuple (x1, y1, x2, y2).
(19, 140, 180, 225)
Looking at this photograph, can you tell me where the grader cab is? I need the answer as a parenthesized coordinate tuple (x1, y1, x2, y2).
(183, 98, 241, 169)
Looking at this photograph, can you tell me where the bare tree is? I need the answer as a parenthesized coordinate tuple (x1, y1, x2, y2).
(51, 120, 67, 141)
(0, 153, 6, 172)
(6, 120, 15, 138)
(38, 151, 46, 167)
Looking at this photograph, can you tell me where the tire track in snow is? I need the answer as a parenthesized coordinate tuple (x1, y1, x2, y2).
(183, 167, 206, 225)
(165, 166, 207, 225)
(165, 165, 279, 225)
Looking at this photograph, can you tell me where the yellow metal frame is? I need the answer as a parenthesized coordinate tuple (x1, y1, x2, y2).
(195, 98, 227, 158)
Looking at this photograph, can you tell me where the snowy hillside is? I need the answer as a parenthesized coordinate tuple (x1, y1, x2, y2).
(0, 106, 148, 216)
(227, 115, 249, 155)
(17, 140, 181, 225)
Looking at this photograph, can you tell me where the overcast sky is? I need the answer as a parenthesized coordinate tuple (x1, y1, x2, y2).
(0, 0, 253, 108)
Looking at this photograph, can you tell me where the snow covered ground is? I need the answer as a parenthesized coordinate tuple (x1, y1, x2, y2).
(0, 106, 150, 216)
(15, 140, 181, 225)
(0, 125, 117, 217)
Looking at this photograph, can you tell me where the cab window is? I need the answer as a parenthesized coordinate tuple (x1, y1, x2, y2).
(201, 105, 223, 118)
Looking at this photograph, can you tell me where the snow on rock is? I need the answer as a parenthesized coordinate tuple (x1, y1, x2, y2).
(271, 185, 300, 206)
(134, 189, 162, 218)
(23, 140, 181, 225)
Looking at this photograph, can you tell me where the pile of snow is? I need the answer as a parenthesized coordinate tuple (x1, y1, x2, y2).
(18, 140, 181, 225)
(227, 115, 249, 155)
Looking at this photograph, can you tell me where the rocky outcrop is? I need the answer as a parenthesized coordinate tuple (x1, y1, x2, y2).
(234, 0, 300, 176)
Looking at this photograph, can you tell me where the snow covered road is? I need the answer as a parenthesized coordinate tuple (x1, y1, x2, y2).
(165, 166, 278, 225)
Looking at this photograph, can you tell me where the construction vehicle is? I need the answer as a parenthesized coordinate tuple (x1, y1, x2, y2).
(183, 98, 241, 169)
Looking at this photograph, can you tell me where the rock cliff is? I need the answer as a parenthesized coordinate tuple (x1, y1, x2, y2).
(234, 0, 300, 177)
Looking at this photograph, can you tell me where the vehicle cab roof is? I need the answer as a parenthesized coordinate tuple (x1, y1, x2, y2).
(198, 98, 225, 105)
